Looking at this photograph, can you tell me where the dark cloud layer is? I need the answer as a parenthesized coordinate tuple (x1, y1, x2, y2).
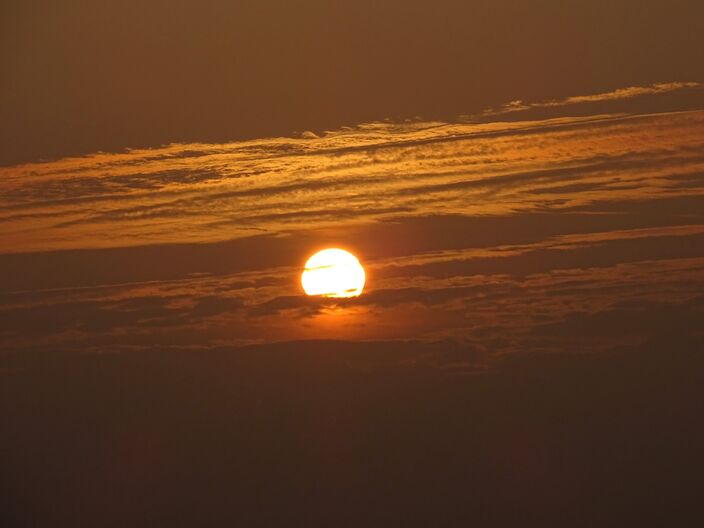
(2, 330, 703, 526)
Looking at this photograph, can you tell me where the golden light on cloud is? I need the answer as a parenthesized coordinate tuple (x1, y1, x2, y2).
(301, 248, 366, 298)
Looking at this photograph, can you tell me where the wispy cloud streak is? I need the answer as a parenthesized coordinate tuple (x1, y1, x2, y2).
(481, 81, 702, 117)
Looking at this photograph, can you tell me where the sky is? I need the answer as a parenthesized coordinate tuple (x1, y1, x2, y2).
(2, 2, 704, 526)
(2, 0, 704, 164)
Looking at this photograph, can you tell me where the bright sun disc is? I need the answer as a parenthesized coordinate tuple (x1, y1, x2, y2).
(301, 248, 366, 298)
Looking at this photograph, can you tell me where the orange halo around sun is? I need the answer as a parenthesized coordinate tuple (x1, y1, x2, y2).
(301, 248, 366, 298)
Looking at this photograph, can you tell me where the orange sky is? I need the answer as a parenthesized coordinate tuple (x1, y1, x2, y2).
(2, 4, 704, 525)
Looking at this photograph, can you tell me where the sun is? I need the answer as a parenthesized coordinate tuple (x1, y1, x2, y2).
(301, 248, 366, 298)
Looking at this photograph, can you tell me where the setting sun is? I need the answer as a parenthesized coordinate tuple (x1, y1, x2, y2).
(301, 248, 366, 298)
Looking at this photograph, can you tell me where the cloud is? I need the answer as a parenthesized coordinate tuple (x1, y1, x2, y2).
(532, 295, 704, 340)
(1, 88, 703, 253)
(481, 81, 703, 117)
(0, 83, 703, 354)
